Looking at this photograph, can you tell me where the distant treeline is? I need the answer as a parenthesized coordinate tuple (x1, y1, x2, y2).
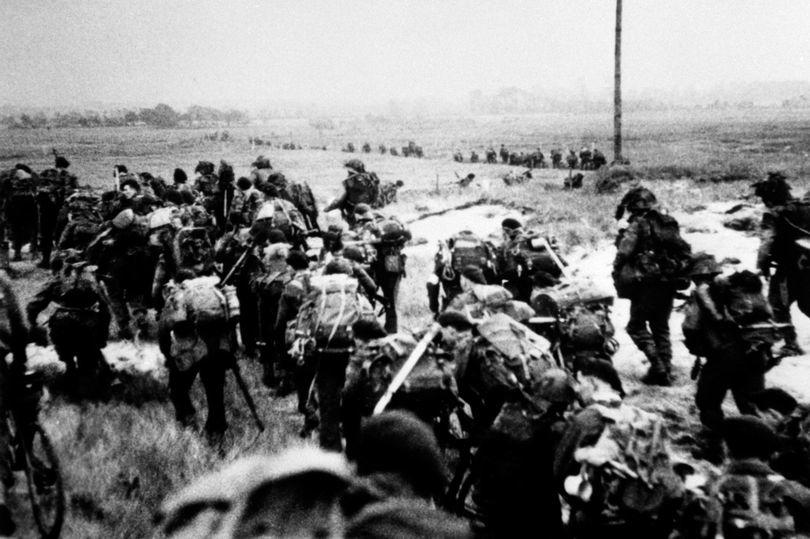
(1, 104, 249, 129)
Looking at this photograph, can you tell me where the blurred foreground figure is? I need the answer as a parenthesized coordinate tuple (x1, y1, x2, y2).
(160, 431, 470, 538)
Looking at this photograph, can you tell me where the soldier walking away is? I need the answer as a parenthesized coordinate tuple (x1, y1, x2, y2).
(612, 187, 692, 386)
(292, 259, 374, 451)
(323, 159, 381, 227)
(754, 171, 809, 358)
(159, 271, 236, 446)
(27, 253, 113, 399)
(36, 154, 77, 269)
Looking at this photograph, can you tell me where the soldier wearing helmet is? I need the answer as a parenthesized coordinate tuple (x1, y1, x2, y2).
(613, 186, 692, 386)
(323, 160, 381, 227)
(754, 171, 807, 358)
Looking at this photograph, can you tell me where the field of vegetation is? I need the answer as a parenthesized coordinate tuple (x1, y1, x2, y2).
(2, 108, 810, 537)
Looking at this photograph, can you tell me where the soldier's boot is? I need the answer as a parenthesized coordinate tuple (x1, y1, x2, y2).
(777, 329, 804, 358)
(641, 355, 672, 387)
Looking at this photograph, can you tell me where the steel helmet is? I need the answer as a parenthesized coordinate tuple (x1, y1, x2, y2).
(344, 159, 365, 173)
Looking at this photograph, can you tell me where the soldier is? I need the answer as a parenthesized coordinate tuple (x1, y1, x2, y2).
(486, 147, 497, 164)
(158, 270, 234, 445)
(579, 146, 592, 170)
(87, 208, 153, 339)
(323, 159, 381, 227)
(353, 208, 410, 333)
(692, 269, 775, 431)
(58, 192, 103, 252)
(499, 144, 509, 164)
(378, 144, 387, 154)
(362, 142, 372, 153)
(275, 250, 314, 413)
(4, 167, 38, 262)
(676, 416, 810, 537)
(497, 218, 563, 302)
(592, 147, 607, 169)
(27, 253, 112, 399)
(470, 150, 479, 163)
(253, 239, 294, 388)
(231, 177, 265, 228)
(754, 172, 808, 357)
(36, 155, 77, 269)
(550, 148, 563, 169)
(613, 187, 692, 386)
(298, 258, 374, 450)
(248, 155, 272, 189)
(566, 149, 579, 170)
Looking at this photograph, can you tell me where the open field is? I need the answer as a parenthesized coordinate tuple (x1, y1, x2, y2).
(2, 109, 810, 537)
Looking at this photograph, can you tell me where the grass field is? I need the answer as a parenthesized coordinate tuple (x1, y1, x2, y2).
(2, 109, 810, 537)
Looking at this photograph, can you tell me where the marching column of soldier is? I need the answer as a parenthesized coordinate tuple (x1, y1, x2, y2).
(0, 152, 809, 537)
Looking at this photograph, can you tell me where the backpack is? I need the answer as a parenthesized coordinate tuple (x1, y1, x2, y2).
(564, 304, 615, 351)
(173, 227, 214, 271)
(344, 172, 380, 205)
(256, 199, 306, 239)
(475, 313, 553, 385)
(448, 231, 494, 274)
(644, 211, 693, 285)
(288, 182, 319, 230)
(565, 404, 683, 520)
(181, 276, 230, 325)
(707, 472, 796, 538)
(511, 234, 564, 277)
(295, 274, 373, 348)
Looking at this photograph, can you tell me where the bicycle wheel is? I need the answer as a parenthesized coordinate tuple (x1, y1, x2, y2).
(21, 424, 65, 539)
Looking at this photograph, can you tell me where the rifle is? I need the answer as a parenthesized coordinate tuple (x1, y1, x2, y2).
(535, 236, 570, 279)
(220, 243, 252, 287)
(373, 323, 441, 415)
(230, 355, 265, 432)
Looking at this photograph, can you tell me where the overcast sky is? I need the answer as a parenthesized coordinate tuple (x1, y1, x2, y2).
(1, 0, 808, 108)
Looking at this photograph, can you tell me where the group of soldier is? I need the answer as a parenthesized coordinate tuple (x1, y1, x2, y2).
(342, 140, 425, 158)
(452, 144, 608, 171)
(2, 151, 810, 537)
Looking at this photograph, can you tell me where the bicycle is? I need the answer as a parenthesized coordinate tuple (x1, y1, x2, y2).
(5, 371, 65, 538)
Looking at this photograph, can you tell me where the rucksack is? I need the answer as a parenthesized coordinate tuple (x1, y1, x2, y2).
(288, 182, 319, 230)
(475, 313, 553, 385)
(707, 472, 796, 538)
(344, 172, 380, 206)
(564, 404, 684, 520)
(295, 274, 373, 348)
(448, 231, 494, 275)
(173, 227, 214, 271)
(564, 304, 615, 351)
(256, 199, 306, 239)
(508, 234, 564, 278)
(644, 210, 693, 284)
(181, 276, 231, 325)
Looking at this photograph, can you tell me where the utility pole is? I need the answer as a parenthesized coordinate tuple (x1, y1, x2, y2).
(614, 0, 624, 163)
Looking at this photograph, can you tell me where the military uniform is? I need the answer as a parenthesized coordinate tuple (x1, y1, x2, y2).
(27, 262, 112, 397)
(755, 174, 810, 356)
(36, 164, 78, 269)
(613, 189, 691, 385)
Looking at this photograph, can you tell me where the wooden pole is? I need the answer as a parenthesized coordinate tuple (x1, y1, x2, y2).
(613, 0, 623, 163)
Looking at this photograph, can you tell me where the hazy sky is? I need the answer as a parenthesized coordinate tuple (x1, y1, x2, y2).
(1, 0, 809, 108)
